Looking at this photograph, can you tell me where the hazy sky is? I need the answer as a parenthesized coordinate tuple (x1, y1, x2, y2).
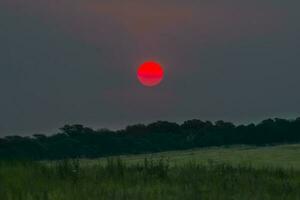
(1, 0, 300, 135)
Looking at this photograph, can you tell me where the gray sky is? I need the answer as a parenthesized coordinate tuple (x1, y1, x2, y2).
(1, 0, 300, 135)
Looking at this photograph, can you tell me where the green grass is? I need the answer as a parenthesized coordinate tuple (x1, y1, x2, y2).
(2, 144, 300, 200)
(82, 144, 300, 169)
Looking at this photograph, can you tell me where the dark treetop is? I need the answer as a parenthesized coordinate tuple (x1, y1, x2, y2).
(1, 117, 300, 160)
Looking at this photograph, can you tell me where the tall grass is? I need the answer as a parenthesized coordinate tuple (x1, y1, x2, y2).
(0, 158, 300, 200)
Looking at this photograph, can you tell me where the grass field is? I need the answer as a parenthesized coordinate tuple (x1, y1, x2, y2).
(1, 144, 300, 200)
(83, 144, 300, 169)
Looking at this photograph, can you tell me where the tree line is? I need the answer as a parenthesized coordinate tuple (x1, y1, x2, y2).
(1, 117, 300, 160)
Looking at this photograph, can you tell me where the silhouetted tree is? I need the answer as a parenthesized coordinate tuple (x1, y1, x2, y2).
(1, 118, 300, 160)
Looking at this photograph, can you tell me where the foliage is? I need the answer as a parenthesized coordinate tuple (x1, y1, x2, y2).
(1, 118, 300, 160)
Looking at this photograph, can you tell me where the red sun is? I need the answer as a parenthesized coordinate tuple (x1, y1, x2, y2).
(137, 61, 164, 87)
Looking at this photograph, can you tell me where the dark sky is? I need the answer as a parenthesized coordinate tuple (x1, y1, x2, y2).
(1, 0, 300, 136)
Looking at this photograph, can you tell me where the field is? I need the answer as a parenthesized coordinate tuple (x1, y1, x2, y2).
(1, 144, 300, 200)
(86, 144, 300, 169)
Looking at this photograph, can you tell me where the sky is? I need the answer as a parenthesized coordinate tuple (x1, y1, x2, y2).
(0, 0, 300, 136)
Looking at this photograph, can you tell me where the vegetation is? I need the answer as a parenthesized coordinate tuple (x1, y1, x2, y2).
(1, 117, 300, 160)
(1, 144, 300, 199)
(83, 144, 300, 170)
(1, 157, 300, 199)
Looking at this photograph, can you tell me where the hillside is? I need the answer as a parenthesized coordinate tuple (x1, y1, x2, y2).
(82, 143, 300, 169)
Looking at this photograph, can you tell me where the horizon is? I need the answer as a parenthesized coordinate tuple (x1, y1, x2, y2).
(2, 115, 300, 137)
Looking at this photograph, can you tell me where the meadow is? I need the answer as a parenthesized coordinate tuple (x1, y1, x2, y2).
(1, 144, 300, 200)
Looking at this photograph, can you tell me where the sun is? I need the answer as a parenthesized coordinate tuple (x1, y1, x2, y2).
(137, 61, 164, 87)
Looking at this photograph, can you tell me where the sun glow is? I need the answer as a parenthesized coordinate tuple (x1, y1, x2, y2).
(137, 61, 164, 87)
